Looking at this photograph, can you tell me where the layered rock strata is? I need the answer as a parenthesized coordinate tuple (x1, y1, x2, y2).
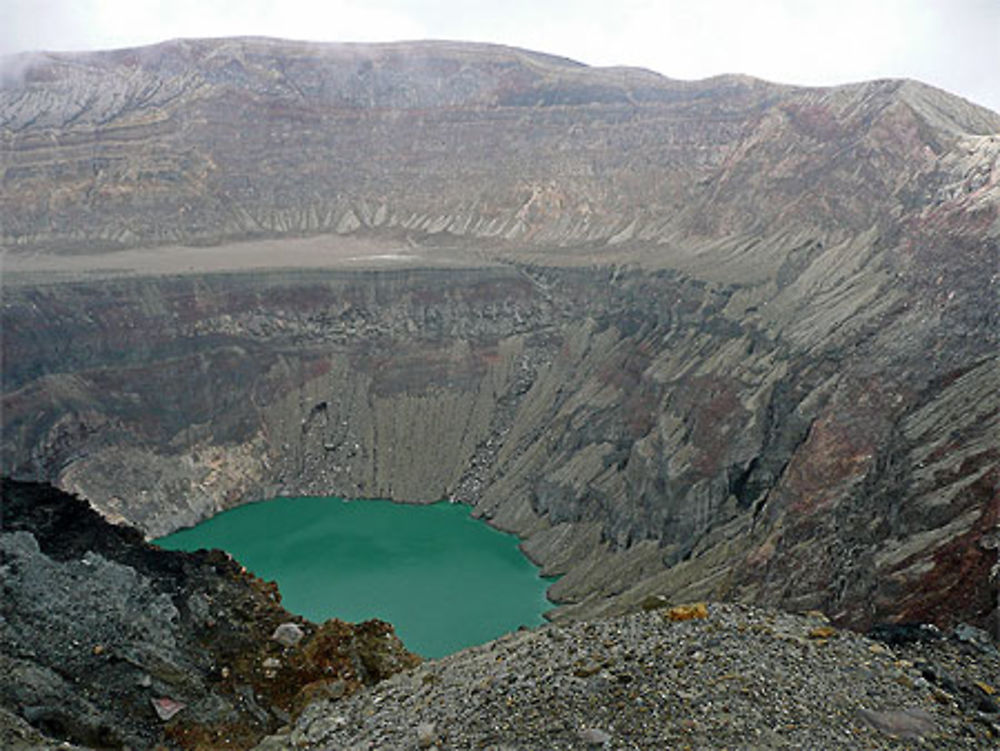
(2, 38, 998, 636)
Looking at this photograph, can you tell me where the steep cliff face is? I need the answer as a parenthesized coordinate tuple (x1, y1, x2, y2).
(2, 38, 998, 636)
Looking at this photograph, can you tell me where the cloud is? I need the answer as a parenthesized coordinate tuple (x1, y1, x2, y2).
(1, 0, 427, 54)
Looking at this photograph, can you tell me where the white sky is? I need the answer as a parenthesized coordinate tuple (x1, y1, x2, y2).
(2, 0, 998, 113)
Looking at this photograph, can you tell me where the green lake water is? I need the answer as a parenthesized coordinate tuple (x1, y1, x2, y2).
(156, 497, 553, 658)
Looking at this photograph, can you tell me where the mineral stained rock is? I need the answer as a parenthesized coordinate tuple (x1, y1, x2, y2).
(1, 38, 998, 643)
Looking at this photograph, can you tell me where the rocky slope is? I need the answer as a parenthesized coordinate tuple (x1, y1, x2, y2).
(2, 38, 998, 640)
(0, 479, 418, 750)
(254, 602, 1000, 750)
(5, 483, 997, 750)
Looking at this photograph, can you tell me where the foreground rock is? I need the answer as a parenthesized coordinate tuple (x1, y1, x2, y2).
(256, 603, 1000, 750)
(0, 479, 419, 750)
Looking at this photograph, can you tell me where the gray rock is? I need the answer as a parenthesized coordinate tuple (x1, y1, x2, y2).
(857, 708, 936, 739)
(953, 623, 998, 656)
(272, 623, 305, 647)
(150, 696, 185, 721)
(578, 727, 611, 746)
(416, 721, 437, 748)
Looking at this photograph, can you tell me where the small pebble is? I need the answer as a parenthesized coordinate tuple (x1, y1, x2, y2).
(578, 727, 611, 745)
(416, 722, 437, 748)
(272, 622, 305, 647)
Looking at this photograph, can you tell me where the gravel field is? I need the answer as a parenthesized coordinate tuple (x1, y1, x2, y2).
(256, 603, 1000, 750)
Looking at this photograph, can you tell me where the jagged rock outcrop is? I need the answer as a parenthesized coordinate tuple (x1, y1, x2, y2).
(0, 479, 418, 750)
(2, 38, 998, 639)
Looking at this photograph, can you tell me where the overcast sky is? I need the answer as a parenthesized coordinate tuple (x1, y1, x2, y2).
(3, 0, 998, 113)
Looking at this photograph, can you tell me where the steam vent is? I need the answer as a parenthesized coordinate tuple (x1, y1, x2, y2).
(2, 38, 998, 749)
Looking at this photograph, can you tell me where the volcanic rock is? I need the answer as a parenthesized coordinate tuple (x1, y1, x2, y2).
(1, 34, 998, 690)
(252, 603, 1000, 749)
(0, 479, 418, 749)
(272, 623, 306, 648)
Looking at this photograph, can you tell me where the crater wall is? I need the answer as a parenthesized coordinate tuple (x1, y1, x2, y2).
(2, 37, 997, 636)
(3, 257, 995, 634)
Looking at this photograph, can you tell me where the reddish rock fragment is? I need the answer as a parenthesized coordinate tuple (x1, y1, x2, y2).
(151, 696, 186, 721)
(666, 602, 709, 621)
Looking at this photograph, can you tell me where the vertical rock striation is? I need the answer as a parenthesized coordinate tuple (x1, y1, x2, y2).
(2, 38, 998, 636)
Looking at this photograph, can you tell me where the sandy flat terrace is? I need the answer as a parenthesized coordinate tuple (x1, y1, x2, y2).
(0, 234, 499, 285)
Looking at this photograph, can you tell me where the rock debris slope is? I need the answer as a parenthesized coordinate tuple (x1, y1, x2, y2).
(254, 602, 1000, 750)
(2, 39, 998, 640)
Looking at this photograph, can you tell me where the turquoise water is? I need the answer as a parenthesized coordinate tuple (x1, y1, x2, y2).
(156, 497, 553, 658)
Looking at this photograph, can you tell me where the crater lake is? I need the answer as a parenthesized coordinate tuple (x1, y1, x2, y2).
(156, 496, 553, 657)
